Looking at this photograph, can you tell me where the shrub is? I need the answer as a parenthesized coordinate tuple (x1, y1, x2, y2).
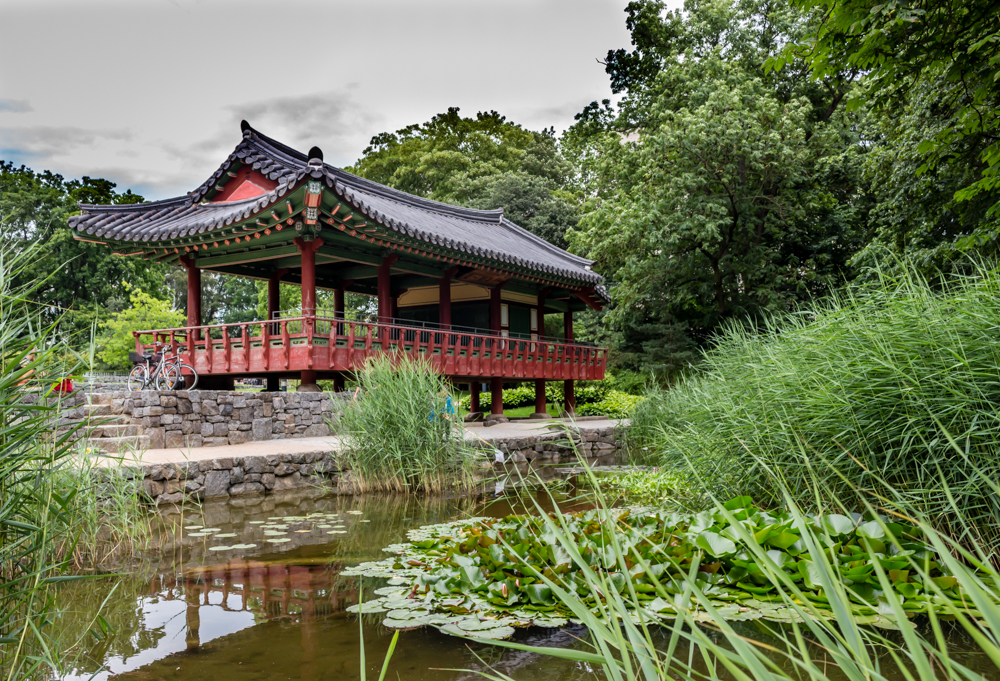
(337, 354, 474, 493)
(97, 284, 184, 368)
(576, 390, 644, 418)
(630, 260, 1000, 555)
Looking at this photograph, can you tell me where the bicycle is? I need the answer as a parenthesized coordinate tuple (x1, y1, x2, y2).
(159, 344, 198, 391)
(127, 343, 199, 391)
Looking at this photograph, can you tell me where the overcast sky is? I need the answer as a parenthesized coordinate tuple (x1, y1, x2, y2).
(0, 0, 642, 200)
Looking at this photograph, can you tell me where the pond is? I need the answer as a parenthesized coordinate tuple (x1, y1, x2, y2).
(53, 464, 994, 681)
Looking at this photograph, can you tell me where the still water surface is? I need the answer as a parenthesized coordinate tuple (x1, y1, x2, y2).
(54, 472, 995, 681)
(56, 476, 608, 681)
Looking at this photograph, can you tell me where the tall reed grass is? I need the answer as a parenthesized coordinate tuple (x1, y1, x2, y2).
(336, 354, 477, 493)
(461, 444, 1000, 681)
(0, 244, 153, 679)
(629, 260, 1000, 558)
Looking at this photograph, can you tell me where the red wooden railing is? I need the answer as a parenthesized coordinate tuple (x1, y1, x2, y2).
(133, 316, 606, 381)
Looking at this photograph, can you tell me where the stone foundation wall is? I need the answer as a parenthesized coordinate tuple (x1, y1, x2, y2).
(95, 390, 346, 449)
(124, 424, 624, 506)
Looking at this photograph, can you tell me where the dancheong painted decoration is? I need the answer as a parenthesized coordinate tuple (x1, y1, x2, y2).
(70, 121, 608, 414)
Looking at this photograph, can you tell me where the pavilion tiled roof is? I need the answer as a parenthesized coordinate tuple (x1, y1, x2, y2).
(69, 123, 603, 288)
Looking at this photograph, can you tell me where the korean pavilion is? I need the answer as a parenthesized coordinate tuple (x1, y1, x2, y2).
(69, 122, 608, 418)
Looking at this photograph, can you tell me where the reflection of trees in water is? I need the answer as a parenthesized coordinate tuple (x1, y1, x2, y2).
(55, 492, 481, 676)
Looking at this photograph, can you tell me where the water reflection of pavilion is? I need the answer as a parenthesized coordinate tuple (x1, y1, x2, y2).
(158, 559, 358, 651)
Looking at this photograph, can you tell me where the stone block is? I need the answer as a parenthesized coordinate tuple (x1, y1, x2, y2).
(165, 430, 185, 448)
(233, 395, 247, 408)
(230, 466, 244, 485)
(273, 397, 285, 411)
(302, 423, 330, 437)
(300, 464, 314, 476)
(244, 455, 267, 474)
(263, 402, 273, 417)
(156, 491, 184, 505)
(245, 473, 262, 483)
(252, 418, 271, 441)
(272, 471, 303, 491)
(143, 478, 164, 498)
(212, 457, 234, 470)
(274, 462, 297, 476)
(201, 422, 215, 438)
(184, 479, 202, 493)
(147, 406, 163, 416)
(261, 473, 275, 490)
(186, 434, 203, 448)
(228, 430, 249, 445)
(160, 395, 177, 408)
(202, 470, 231, 498)
(229, 482, 265, 496)
(160, 414, 174, 426)
(177, 398, 192, 414)
(239, 407, 253, 422)
(220, 404, 234, 416)
(146, 463, 165, 481)
(147, 427, 165, 450)
(202, 401, 219, 416)
(165, 479, 184, 494)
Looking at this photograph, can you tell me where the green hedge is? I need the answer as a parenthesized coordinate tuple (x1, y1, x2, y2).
(576, 390, 644, 418)
(458, 371, 649, 411)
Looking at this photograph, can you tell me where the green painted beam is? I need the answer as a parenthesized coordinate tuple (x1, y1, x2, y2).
(194, 243, 299, 268)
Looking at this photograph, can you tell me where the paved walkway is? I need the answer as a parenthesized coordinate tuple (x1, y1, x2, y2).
(134, 417, 622, 465)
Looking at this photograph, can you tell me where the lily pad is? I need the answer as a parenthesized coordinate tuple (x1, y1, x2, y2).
(346, 601, 388, 614)
(267, 538, 291, 544)
(208, 545, 233, 551)
(231, 543, 257, 549)
(215, 533, 238, 538)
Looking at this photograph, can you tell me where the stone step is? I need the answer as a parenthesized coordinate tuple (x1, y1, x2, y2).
(88, 435, 150, 455)
(90, 423, 140, 438)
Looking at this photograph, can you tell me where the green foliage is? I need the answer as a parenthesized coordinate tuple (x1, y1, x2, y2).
(568, 0, 870, 373)
(350, 108, 581, 248)
(590, 467, 692, 506)
(96, 285, 185, 369)
(787, 0, 1000, 259)
(344, 496, 984, 637)
(576, 390, 644, 418)
(630, 259, 1000, 556)
(0, 161, 168, 340)
(337, 354, 474, 493)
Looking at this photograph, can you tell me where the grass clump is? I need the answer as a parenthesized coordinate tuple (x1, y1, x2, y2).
(631, 261, 1000, 558)
(337, 354, 476, 493)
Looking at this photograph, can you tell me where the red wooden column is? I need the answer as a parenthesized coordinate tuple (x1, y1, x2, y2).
(439, 267, 457, 329)
(378, 255, 397, 350)
(470, 380, 481, 414)
(334, 287, 345, 319)
(377, 255, 397, 322)
(489, 284, 505, 418)
(533, 289, 548, 418)
(564, 310, 575, 414)
(181, 257, 201, 342)
(294, 238, 323, 316)
(295, 238, 323, 391)
(333, 285, 346, 392)
(266, 268, 289, 392)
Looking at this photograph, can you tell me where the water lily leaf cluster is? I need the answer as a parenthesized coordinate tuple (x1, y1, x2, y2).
(342, 499, 996, 638)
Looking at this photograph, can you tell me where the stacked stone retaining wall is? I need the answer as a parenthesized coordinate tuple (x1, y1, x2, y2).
(118, 424, 624, 505)
(63, 390, 347, 451)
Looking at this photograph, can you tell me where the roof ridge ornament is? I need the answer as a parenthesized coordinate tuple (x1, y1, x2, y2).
(307, 146, 324, 167)
(241, 119, 252, 136)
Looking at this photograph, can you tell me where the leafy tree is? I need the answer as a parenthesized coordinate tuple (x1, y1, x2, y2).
(0, 162, 168, 341)
(786, 0, 1000, 269)
(350, 108, 580, 247)
(96, 285, 185, 369)
(567, 0, 872, 372)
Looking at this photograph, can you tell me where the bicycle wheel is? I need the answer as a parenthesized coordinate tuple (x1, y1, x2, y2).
(127, 364, 148, 392)
(178, 363, 198, 390)
(156, 364, 182, 391)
